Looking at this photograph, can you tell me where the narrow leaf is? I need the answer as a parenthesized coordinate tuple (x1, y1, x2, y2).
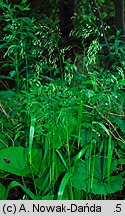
(57, 172, 72, 200)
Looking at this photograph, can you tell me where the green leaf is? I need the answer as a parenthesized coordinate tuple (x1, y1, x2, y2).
(0, 75, 14, 80)
(0, 43, 8, 49)
(21, 0, 28, 4)
(93, 121, 112, 186)
(0, 90, 15, 100)
(23, 6, 31, 11)
(6, 181, 37, 200)
(9, 71, 17, 77)
(114, 118, 125, 134)
(0, 147, 42, 176)
(57, 172, 72, 200)
(80, 128, 92, 146)
(35, 172, 50, 192)
(0, 184, 6, 200)
(93, 122, 110, 136)
(91, 176, 123, 194)
(42, 194, 54, 200)
(72, 156, 122, 195)
(74, 144, 90, 162)
(56, 149, 67, 169)
(0, 147, 28, 176)
(29, 117, 36, 152)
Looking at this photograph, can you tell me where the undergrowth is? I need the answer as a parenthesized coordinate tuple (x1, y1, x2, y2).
(1, 71, 125, 200)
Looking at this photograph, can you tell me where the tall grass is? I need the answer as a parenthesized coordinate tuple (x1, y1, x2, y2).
(1, 76, 124, 199)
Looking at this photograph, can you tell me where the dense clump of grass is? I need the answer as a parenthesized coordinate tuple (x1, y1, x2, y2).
(0, 73, 125, 199)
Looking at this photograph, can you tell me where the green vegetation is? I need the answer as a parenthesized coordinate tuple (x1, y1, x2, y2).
(0, 0, 125, 200)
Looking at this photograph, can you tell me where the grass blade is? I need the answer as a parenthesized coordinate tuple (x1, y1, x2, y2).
(57, 172, 72, 200)
(6, 181, 37, 200)
(29, 117, 36, 163)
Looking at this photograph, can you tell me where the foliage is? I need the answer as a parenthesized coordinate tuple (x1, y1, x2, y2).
(72, 156, 123, 195)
